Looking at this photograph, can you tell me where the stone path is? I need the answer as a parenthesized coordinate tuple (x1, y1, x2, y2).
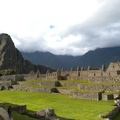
(0, 107, 13, 120)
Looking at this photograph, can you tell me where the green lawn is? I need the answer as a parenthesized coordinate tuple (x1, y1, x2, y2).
(0, 90, 117, 120)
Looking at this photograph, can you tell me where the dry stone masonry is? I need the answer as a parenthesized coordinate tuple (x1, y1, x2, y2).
(0, 62, 120, 101)
(46, 62, 120, 82)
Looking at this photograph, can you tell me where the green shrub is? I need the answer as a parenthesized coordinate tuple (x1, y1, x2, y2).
(0, 69, 16, 76)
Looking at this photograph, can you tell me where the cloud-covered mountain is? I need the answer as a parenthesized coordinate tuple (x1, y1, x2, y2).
(1, 0, 120, 56)
(21, 46, 120, 70)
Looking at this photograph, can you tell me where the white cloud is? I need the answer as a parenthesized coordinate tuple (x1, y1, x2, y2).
(0, 0, 120, 56)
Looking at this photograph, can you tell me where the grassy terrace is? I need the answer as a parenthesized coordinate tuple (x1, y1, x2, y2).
(0, 90, 118, 120)
(23, 79, 120, 85)
(1, 79, 120, 119)
(18, 79, 120, 93)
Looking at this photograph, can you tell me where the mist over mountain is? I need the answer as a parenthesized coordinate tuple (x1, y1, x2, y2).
(21, 46, 120, 70)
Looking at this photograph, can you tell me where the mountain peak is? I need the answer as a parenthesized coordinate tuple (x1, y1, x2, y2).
(0, 33, 14, 46)
(0, 33, 54, 74)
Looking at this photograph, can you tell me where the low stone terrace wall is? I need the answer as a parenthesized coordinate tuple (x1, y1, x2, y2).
(57, 88, 73, 94)
(0, 75, 24, 82)
(78, 84, 120, 92)
(0, 75, 24, 90)
(69, 92, 102, 100)
(0, 81, 12, 90)
(39, 81, 60, 87)
(77, 84, 106, 91)
(102, 106, 120, 119)
(89, 76, 120, 83)
(12, 85, 57, 93)
(59, 81, 78, 87)
(105, 86, 120, 92)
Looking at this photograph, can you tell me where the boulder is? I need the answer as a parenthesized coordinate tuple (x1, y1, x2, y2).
(37, 108, 59, 120)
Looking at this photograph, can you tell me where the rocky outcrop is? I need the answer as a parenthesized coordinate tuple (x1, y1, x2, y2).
(36, 108, 59, 120)
(0, 33, 55, 74)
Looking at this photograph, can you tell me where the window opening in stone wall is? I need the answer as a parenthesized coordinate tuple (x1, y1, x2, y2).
(117, 71, 120, 75)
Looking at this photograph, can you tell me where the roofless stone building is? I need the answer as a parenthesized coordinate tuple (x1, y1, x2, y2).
(46, 62, 120, 82)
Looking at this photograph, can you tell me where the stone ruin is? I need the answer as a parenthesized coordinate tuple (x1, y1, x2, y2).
(0, 74, 24, 90)
(0, 62, 120, 119)
(45, 62, 120, 101)
(0, 62, 120, 101)
(46, 62, 120, 82)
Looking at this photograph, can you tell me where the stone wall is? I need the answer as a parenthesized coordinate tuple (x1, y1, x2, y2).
(57, 88, 73, 94)
(0, 81, 12, 90)
(69, 92, 102, 100)
(102, 94, 114, 101)
(105, 86, 120, 92)
(24, 74, 46, 80)
(102, 106, 120, 119)
(39, 81, 60, 87)
(107, 62, 120, 71)
(46, 62, 120, 82)
(12, 85, 57, 93)
(77, 84, 106, 91)
(69, 71, 79, 77)
(88, 76, 120, 83)
(0, 75, 24, 90)
(59, 81, 78, 87)
(0, 75, 24, 82)
(46, 74, 58, 80)
(78, 83, 120, 92)
(61, 71, 69, 77)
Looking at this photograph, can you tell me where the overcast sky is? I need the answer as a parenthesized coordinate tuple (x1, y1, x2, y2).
(0, 0, 120, 56)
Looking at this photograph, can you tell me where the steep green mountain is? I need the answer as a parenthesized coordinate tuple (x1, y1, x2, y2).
(21, 51, 68, 69)
(21, 46, 120, 70)
(21, 52, 79, 70)
(0, 33, 54, 74)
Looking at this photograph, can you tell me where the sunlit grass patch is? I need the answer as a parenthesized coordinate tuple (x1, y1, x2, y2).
(0, 90, 115, 120)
